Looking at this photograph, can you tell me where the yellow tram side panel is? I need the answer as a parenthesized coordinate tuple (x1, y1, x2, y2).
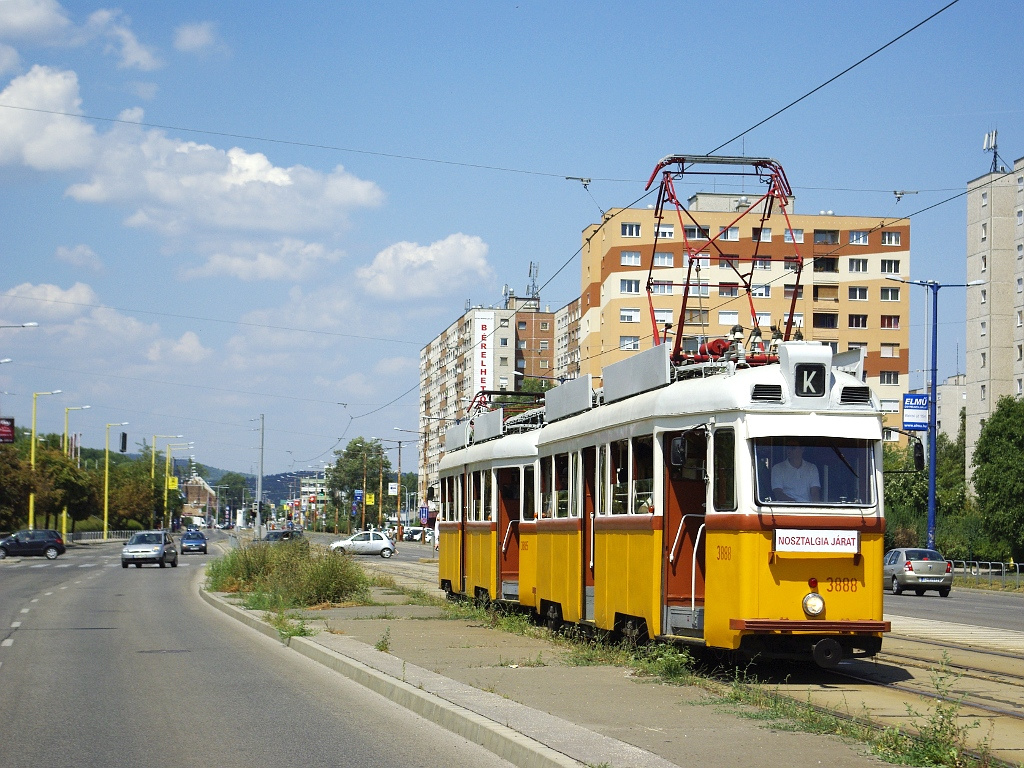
(703, 530, 885, 651)
(518, 526, 538, 609)
(464, 527, 498, 599)
(438, 523, 461, 592)
(535, 528, 582, 623)
(593, 527, 663, 635)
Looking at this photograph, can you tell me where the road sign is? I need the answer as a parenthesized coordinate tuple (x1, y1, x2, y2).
(419, 505, 429, 524)
(353, 489, 363, 502)
(902, 393, 929, 431)
(388, 482, 398, 496)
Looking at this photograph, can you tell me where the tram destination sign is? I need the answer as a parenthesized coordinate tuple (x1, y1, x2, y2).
(902, 393, 929, 431)
(774, 529, 860, 554)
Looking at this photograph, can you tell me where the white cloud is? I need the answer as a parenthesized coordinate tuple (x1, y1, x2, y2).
(183, 238, 342, 281)
(374, 356, 418, 376)
(0, 43, 20, 75)
(0, 0, 72, 41)
(0, 65, 96, 170)
(146, 331, 211, 365)
(174, 22, 218, 53)
(85, 9, 160, 71)
(356, 233, 493, 299)
(127, 80, 158, 100)
(67, 128, 384, 235)
(55, 244, 102, 271)
(0, 281, 97, 320)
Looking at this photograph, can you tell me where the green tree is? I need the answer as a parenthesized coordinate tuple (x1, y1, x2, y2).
(219, 471, 250, 514)
(327, 438, 392, 529)
(883, 441, 928, 549)
(972, 396, 1024, 560)
(0, 444, 32, 532)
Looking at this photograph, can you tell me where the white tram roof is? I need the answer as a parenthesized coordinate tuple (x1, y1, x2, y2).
(438, 429, 539, 473)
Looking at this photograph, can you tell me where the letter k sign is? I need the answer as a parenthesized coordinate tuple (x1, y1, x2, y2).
(794, 363, 826, 397)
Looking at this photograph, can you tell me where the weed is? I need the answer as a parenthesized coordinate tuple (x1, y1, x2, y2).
(265, 610, 315, 642)
(375, 627, 392, 653)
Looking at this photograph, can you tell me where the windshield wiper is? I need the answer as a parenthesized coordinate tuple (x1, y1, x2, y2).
(831, 446, 858, 478)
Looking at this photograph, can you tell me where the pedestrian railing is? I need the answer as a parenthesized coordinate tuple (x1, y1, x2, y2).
(951, 560, 1021, 589)
(70, 530, 134, 542)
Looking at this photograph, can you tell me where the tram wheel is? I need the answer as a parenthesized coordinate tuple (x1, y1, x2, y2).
(544, 602, 562, 632)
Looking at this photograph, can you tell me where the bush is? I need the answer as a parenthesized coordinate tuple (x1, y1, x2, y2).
(205, 542, 370, 607)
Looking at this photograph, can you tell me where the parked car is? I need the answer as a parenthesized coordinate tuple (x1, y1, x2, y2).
(883, 547, 953, 596)
(0, 529, 65, 560)
(329, 531, 395, 558)
(180, 530, 208, 554)
(121, 531, 178, 568)
(263, 529, 304, 543)
(403, 527, 424, 541)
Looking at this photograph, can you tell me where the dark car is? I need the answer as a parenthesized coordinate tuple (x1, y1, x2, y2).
(263, 529, 304, 543)
(121, 531, 178, 568)
(0, 529, 65, 560)
(180, 530, 208, 554)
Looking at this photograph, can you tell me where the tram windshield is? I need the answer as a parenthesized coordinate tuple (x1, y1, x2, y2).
(753, 437, 875, 507)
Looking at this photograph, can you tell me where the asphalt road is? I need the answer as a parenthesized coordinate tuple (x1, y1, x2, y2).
(883, 582, 1024, 632)
(0, 543, 513, 768)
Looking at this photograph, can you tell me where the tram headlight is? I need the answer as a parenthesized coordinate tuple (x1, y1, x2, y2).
(802, 592, 825, 617)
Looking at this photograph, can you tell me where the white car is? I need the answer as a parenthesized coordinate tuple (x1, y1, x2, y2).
(329, 531, 395, 558)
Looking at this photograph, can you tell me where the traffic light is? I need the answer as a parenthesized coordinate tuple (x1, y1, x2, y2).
(119, 432, 127, 453)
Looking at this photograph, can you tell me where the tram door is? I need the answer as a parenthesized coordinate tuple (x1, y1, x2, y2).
(581, 447, 597, 621)
(497, 467, 521, 601)
(662, 430, 707, 636)
(458, 470, 468, 594)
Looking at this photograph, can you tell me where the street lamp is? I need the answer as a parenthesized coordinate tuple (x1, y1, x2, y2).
(163, 442, 193, 530)
(29, 389, 62, 530)
(104, 421, 128, 538)
(61, 405, 90, 538)
(887, 276, 985, 548)
(151, 435, 184, 528)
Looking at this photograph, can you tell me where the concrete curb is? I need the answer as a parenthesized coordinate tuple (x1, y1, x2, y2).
(198, 589, 583, 768)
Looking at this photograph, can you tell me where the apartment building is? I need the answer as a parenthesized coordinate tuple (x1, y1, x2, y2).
(965, 156, 1024, 482)
(936, 373, 966, 441)
(578, 194, 911, 420)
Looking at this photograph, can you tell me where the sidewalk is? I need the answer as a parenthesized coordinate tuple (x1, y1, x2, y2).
(199, 560, 890, 768)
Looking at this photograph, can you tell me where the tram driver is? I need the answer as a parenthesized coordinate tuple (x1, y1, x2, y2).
(770, 440, 821, 502)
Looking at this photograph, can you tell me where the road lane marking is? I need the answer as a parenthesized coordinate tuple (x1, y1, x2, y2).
(44, 591, 52, 595)
(54, 564, 71, 568)
(11, 622, 20, 628)
(30, 599, 38, 603)
(886, 613, 1024, 653)
(30, 564, 48, 568)
(78, 563, 97, 568)
(1, 639, 12, 647)
(19, 609, 29, 614)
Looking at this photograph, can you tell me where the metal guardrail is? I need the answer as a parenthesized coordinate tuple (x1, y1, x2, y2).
(951, 560, 1022, 589)
(70, 530, 134, 542)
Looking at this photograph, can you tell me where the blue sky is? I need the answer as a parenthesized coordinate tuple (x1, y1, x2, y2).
(0, 0, 1018, 475)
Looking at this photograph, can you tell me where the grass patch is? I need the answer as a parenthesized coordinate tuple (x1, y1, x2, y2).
(375, 627, 392, 653)
(265, 610, 315, 642)
(205, 542, 371, 609)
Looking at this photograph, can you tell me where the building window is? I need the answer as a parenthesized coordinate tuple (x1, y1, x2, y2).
(849, 230, 869, 246)
(784, 257, 800, 271)
(813, 313, 838, 329)
(654, 308, 673, 326)
(719, 226, 739, 241)
(783, 312, 804, 327)
(814, 284, 838, 302)
(880, 371, 899, 385)
(621, 222, 641, 238)
(814, 230, 839, 245)
(1018, 379, 1023, 397)
(981, 352, 986, 368)
(880, 400, 900, 414)
(516, 359, 525, 370)
(981, 191, 988, 207)
(981, 254, 987, 271)
(518, 321, 527, 330)
(539, 340, 549, 350)
(1018, 244, 1023, 259)
(620, 308, 640, 323)
(540, 321, 549, 331)
(848, 314, 868, 329)
(1018, 210, 1023, 226)
(499, 337, 508, 347)
(980, 320, 987, 336)
(498, 376, 508, 390)
(719, 254, 738, 270)
(752, 257, 772, 270)
(1017, 311, 1022, 328)
(719, 310, 739, 326)
(849, 286, 868, 301)
(881, 315, 900, 329)
(981, 288, 987, 304)
(752, 227, 772, 242)
(684, 225, 709, 240)
(500, 318, 509, 327)
(814, 257, 839, 273)
(517, 340, 527, 349)
(649, 280, 672, 295)
(1019, 177, 1024, 192)
(654, 223, 674, 239)
(620, 250, 641, 266)
(1018, 344, 1023, 361)
(653, 252, 674, 267)
(686, 254, 710, 269)
(620, 279, 640, 294)
(883, 428, 901, 442)
(783, 284, 803, 300)
(620, 336, 640, 351)
(784, 229, 804, 243)
(719, 283, 739, 298)
(880, 259, 900, 274)
(981, 384, 986, 401)
(881, 286, 900, 302)
(684, 309, 710, 324)
(1018, 278, 1023, 294)
(540, 360, 550, 369)
(499, 356, 509, 366)
(981, 222, 987, 241)
(849, 258, 868, 273)
(751, 284, 770, 298)
(881, 231, 901, 246)
(881, 343, 899, 358)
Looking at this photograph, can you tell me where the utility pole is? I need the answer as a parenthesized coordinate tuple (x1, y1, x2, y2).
(255, 413, 264, 541)
(361, 448, 367, 530)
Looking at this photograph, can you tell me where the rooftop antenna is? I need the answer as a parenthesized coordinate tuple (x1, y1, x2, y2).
(526, 262, 540, 300)
(983, 130, 1000, 174)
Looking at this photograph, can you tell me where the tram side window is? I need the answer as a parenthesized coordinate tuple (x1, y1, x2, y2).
(570, 452, 580, 517)
(541, 457, 552, 518)
(713, 429, 736, 511)
(554, 453, 570, 518)
(633, 435, 654, 513)
(596, 446, 606, 516)
(522, 465, 536, 520)
(482, 469, 493, 521)
(610, 439, 629, 514)
(470, 471, 481, 521)
(440, 477, 450, 521)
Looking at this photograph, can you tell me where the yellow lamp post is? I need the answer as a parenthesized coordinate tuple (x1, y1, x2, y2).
(103, 421, 129, 539)
(151, 434, 183, 529)
(29, 389, 62, 530)
(61, 405, 90, 538)
(163, 442, 192, 530)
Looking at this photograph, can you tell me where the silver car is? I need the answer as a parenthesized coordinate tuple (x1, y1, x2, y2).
(329, 531, 395, 558)
(121, 531, 179, 568)
(883, 547, 952, 597)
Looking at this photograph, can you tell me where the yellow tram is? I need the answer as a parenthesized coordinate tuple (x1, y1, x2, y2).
(438, 341, 889, 667)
